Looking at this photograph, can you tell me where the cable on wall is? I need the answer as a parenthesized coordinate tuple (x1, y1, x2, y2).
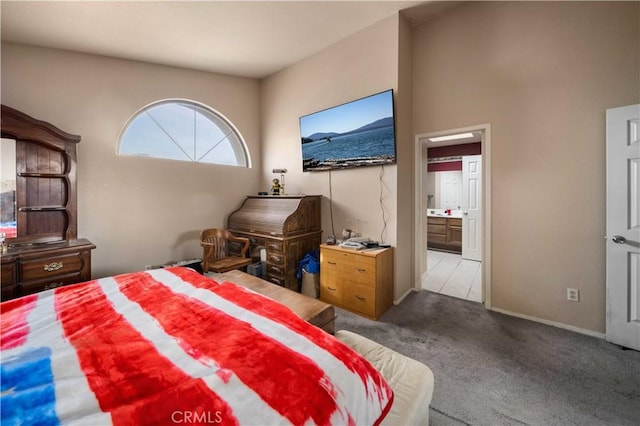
(379, 164, 388, 243)
(329, 169, 335, 237)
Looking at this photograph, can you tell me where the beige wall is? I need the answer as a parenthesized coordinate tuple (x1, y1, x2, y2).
(412, 1, 640, 332)
(261, 14, 417, 300)
(1, 43, 262, 277)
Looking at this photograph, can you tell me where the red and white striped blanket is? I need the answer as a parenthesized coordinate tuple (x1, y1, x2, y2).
(1, 267, 393, 425)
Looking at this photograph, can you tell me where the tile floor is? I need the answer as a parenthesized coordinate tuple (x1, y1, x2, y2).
(422, 249, 482, 303)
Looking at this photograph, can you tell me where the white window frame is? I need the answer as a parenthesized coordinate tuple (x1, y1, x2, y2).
(117, 99, 251, 168)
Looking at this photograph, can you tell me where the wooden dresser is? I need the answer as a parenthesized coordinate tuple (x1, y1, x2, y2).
(319, 244, 394, 320)
(1, 239, 95, 300)
(227, 195, 322, 292)
(1, 105, 95, 300)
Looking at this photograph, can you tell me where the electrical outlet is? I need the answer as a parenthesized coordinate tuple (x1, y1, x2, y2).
(567, 288, 580, 302)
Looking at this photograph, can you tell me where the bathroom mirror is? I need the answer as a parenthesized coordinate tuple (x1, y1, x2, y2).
(1, 138, 17, 239)
(426, 170, 462, 210)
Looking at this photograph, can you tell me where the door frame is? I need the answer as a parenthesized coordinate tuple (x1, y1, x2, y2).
(413, 123, 492, 307)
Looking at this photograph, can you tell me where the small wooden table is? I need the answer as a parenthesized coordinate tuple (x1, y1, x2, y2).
(214, 270, 336, 334)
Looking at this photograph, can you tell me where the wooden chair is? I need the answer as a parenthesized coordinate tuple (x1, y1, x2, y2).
(200, 228, 252, 273)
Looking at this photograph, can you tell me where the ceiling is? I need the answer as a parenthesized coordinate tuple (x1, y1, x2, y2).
(0, 0, 460, 79)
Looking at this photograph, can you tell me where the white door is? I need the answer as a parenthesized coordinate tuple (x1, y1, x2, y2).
(606, 104, 640, 351)
(462, 155, 482, 261)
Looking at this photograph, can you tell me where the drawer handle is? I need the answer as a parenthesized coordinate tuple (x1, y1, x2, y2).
(328, 261, 337, 265)
(327, 286, 337, 291)
(44, 262, 63, 272)
(44, 282, 64, 291)
(357, 268, 367, 273)
(355, 295, 366, 302)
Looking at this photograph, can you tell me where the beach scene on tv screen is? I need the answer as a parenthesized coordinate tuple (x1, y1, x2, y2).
(300, 90, 396, 171)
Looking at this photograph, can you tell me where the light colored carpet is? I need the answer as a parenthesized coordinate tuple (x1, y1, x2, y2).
(334, 290, 640, 425)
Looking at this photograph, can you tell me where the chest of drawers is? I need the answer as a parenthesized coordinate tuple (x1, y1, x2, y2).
(1, 239, 95, 300)
(319, 244, 393, 320)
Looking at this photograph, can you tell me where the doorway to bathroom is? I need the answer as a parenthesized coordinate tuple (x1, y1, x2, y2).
(414, 124, 492, 306)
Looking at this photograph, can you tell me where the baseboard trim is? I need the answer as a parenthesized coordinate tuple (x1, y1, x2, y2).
(394, 288, 415, 305)
(489, 307, 606, 339)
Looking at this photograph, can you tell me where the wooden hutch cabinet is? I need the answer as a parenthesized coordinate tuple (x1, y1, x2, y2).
(1, 105, 95, 300)
(227, 195, 322, 292)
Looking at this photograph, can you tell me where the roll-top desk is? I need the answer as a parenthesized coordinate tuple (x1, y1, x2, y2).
(1, 105, 95, 300)
(227, 195, 322, 291)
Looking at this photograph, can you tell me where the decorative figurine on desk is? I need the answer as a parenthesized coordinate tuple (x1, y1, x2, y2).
(271, 178, 281, 195)
(272, 168, 287, 195)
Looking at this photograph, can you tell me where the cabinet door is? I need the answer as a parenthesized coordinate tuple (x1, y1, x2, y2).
(1, 262, 16, 285)
(1, 285, 16, 301)
(448, 218, 462, 248)
(1, 262, 17, 300)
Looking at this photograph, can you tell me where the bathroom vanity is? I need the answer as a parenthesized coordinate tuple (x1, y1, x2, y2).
(426, 210, 462, 253)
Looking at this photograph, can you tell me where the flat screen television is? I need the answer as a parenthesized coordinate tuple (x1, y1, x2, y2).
(300, 89, 396, 172)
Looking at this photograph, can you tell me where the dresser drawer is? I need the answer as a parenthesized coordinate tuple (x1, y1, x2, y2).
(449, 218, 462, 228)
(322, 253, 376, 284)
(320, 278, 343, 305)
(19, 272, 83, 296)
(427, 217, 447, 225)
(267, 252, 284, 265)
(265, 240, 283, 253)
(427, 233, 447, 244)
(428, 224, 447, 235)
(321, 249, 351, 270)
(20, 252, 84, 281)
(346, 258, 376, 286)
(343, 282, 376, 317)
(267, 263, 284, 276)
(320, 250, 353, 267)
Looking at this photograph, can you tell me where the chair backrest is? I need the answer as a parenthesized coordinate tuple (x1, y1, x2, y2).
(200, 228, 234, 260)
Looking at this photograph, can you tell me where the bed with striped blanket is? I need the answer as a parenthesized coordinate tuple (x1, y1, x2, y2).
(1, 267, 393, 425)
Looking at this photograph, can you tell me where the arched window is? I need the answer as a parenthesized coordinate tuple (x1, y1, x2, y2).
(118, 100, 250, 167)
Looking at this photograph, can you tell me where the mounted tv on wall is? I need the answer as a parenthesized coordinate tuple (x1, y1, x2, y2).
(300, 89, 396, 172)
